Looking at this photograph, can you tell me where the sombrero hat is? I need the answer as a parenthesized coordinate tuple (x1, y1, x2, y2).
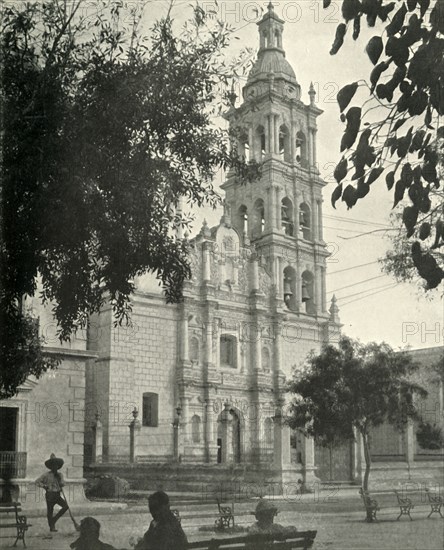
(44, 453, 64, 470)
(253, 498, 278, 516)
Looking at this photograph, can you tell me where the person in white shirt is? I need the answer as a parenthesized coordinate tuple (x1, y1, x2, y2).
(35, 453, 68, 532)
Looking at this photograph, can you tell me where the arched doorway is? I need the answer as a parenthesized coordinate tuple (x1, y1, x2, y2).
(216, 407, 243, 464)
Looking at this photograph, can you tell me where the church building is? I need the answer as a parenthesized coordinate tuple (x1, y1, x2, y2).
(85, 4, 342, 493)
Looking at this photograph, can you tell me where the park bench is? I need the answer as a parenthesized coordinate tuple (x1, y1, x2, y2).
(173, 499, 243, 531)
(187, 529, 317, 549)
(425, 488, 443, 518)
(0, 502, 31, 547)
(394, 490, 414, 521)
(358, 488, 380, 521)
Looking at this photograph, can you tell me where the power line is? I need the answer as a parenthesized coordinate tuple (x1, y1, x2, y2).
(340, 284, 398, 307)
(323, 214, 390, 229)
(327, 261, 379, 275)
(327, 274, 387, 294)
(338, 282, 397, 302)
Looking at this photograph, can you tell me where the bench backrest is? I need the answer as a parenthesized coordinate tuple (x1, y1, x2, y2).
(188, 530, 317, 550)
(0, 502, 21, 523)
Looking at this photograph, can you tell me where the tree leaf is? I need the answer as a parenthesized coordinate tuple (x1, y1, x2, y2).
(407, 0, 417, 11)
(393, 179, 405, 207)
(403, 206, 419, 238)
(342, 0, 362, 21)
(386, 171, 395, 190)
(386, 4, 407, 36)
(367, 166, 384, 185)
(419, 222, 431, 240)
(331, 183, 343, 209)
(353, 16, 361, 40)
(340, 107, 362, 151)
(334, 157, 348, 183)
(356, 178, 370, 198)
(418, 0, 430, 18)
(393, 118, 407, 132)
(400, 163, 413, 187)
(370, 61, 389, 92)
(378, 1, 396, 21)
(342, 184, 358, 208)
(330, 23, 347, 55)
(323, 0, 332, 8)
(366, 36, 383, 65)
(337, 82, 359, 112)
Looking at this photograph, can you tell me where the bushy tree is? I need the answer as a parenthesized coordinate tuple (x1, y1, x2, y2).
(0, 0, 258, 397)
(325, 0, 444, 290)
(287, 337, 427, 519)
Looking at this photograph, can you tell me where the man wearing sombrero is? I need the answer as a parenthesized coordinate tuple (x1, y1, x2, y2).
(35, 453, 69, 532)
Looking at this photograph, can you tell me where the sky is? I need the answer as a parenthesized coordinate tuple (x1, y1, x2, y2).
(141, 0, 443, 351)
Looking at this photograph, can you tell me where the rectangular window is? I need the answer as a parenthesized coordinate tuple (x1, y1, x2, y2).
(142, 393, 159, 427)
(220, 335, 236, 368)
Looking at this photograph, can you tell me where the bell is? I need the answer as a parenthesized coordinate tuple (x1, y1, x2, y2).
(301, 282, 310, 303)
(284, 277, 293, 308)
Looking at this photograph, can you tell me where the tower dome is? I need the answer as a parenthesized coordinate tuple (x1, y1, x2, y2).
(244, 3, 300, 97)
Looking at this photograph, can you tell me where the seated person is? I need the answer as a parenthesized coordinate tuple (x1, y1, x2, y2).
(135, 491, 187, 550)
(248, 499, 295, 535)
(70, 517, 117, 550)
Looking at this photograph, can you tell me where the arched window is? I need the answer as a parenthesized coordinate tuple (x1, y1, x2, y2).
(238, 133, 250, 161)
(274, 30, 282, 48)
(279, 125, 290, 162)
(252, 198, 265, 238)
(142, 393, 159, 427)
(281, 197, 294, 236)
(238, 205, 248, 237)
(255, 125, 266, 161)
(296, 131, 307, 166)
(262, 347, 271, 372)
(301, 270, 315, 314)
(262, 31, 269, 48)
(189, 336, 199, 363)
(264, 418, 273, 445)
(299, 203, 311, 240)
(192, 415, 201, 443)
(283, 266, 297, 311)
(220, 334, 237, 368)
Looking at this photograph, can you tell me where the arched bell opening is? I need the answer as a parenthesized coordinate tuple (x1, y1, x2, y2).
(238, 205, 248, 239)
(301, 270, 315, 314)
(299, 202, 311, 240)
(255, 125, 266, 161)
(296, 131, 307, 166)
(281, 197, 294, 236)
(283, 266, 297, 311)
(279, 125, 291, 163)
(252, 198, 265, 239)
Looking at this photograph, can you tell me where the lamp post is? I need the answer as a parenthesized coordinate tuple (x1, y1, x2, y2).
(173, 405, 182, 462)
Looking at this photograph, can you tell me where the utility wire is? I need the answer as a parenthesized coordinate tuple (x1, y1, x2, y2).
(337, 282, 397, 302)
(327, 261, 379, 275)
(327, 274, 387, 294)
(323, 214, 390, 228)
(340, 284, 398, 307)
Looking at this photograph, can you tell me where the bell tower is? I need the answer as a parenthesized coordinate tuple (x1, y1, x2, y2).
(222, 2, 330, 318)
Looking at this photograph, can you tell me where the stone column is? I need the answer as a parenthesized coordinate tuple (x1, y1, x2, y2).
(321, 267, 326, 313)
(91, 413, 103, 464)
(317, 201, 323, 240)
(312, 199, 319, 241)
(202, 243, 211, 282)
(308, 130, 314, 167)
(314, 265, 322, 314)
(352, 430, 364, 485)
(268, 187, 276, 230)
(129, 408, 141, 464)
(301, 432, 318, 485)
(220, 404, 231, 464)
(274, 115, 279, 155)
(273, 409, 291, 469)
(312, 130, 318, 165)
(268, 115, 274, 154)
(181, 313, 189, 362)
(250, 256, 260, 292)
(181, 397, 190, 443)
(248, 127, 254, 161)
(405, 419, 415, 466)
(276, 188, 282, 231)
(205, 320, 213, 365)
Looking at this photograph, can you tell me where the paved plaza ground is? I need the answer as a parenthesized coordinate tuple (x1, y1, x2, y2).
(1, 493, 443, 549)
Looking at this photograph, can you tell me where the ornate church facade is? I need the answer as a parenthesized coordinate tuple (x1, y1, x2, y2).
(84, 5, 342, 490)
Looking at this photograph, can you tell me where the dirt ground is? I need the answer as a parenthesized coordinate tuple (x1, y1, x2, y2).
(2, 504, 442, 550)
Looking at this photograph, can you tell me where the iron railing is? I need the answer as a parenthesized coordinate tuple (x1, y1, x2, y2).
(0, 452, 27, 479)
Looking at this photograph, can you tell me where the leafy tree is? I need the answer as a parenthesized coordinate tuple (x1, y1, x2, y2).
(287, 337, 427, 519)
(0, 0, 258, 397)
(326, 0, 444, 290)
